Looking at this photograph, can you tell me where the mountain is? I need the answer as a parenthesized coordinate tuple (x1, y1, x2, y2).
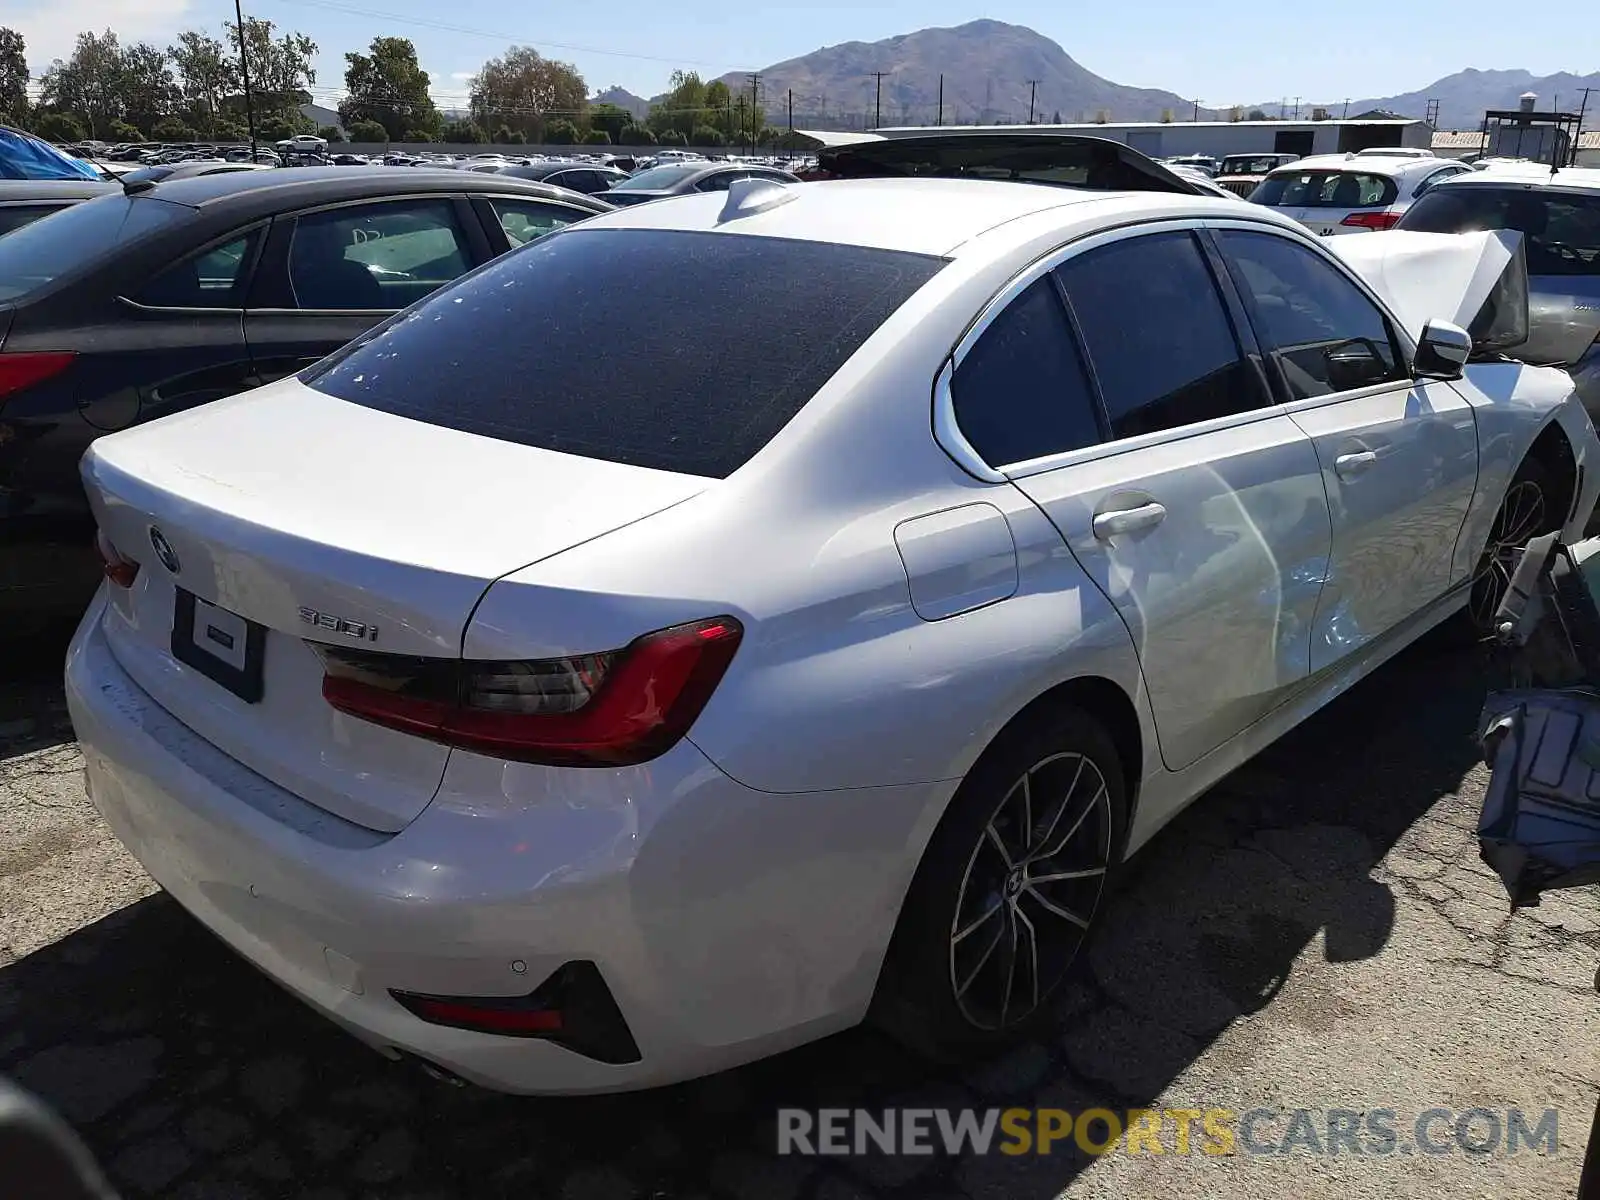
(1275, 69, 1600, 131)
(709, 20, 1211, 130)
(591, 86, 650, 121)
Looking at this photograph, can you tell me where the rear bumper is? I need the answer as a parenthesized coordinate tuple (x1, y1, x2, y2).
(66, 597, 943, 1093)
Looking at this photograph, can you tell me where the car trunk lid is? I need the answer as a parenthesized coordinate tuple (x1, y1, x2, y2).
(81, 377, 709, 831)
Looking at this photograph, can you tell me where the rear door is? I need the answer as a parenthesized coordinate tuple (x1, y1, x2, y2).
(987, 225, 1333, 771)
(1211, 224, 1479, 665)
(242, 194, 491, 385)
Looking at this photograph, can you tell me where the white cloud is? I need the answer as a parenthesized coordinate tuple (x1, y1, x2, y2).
(449, 71, 474, 81)
(0, 0, 196, 70)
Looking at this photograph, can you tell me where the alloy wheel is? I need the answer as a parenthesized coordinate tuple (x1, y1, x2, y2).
(948, 751, 1112, 1031)
(1468, 478, 1548, 634)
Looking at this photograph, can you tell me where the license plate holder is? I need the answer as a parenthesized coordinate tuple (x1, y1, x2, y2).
(171, 589, 267, 703)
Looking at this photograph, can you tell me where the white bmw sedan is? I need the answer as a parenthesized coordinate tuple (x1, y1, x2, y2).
(67, 175, 1600, 1093)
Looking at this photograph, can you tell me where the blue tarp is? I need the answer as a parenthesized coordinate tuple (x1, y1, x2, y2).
(0, 127, 101, 180)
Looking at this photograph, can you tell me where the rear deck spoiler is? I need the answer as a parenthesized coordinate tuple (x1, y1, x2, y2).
(809, 132, 1206, 196)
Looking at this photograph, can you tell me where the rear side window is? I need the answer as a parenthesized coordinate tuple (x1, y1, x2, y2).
(1057, 231, 1265, 440)
(1399, 186, 1600, 277)
(951, 277, 1101, 467)
(135, 231, 260, 308)
(0, 194, 182, 301)
(1250, 171, 1398, 209)
(303, 228, 945, 478)
(0, 203, 66, 237)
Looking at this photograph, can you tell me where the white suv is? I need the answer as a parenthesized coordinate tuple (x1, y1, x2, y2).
(1248, 150, 1473, 235)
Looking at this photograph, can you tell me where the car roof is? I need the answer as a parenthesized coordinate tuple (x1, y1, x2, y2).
(0, 179, 119, 201)
(140, 166, 613, 214)
(1267, 152, 1446, 178)
(573, 176, 1239, 257)
(1434, 164, 1600, 192)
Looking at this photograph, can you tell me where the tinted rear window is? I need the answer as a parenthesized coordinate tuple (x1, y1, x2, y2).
(302, 228, 946, 478)
(0, 194, 182, 301)
(612, 164, 704, 190)
(1249, 170, 1398, 209)
(1399, 185, 1600, 277)
(0, 203, 67, 237)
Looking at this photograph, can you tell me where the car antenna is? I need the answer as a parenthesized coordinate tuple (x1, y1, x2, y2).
(120, 174, 156, 196)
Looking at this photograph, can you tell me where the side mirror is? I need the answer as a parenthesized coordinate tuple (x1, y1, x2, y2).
(1324, 338, 1391, 390)
(1414, 318, 1471, 381)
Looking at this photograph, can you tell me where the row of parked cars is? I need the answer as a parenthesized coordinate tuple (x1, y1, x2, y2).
(7, 127, 1600, 1099)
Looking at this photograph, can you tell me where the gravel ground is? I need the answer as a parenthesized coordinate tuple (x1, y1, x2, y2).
(2, 626, 1598, 1199)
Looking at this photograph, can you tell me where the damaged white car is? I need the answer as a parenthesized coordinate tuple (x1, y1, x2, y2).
(67, 172, 1600, 1094)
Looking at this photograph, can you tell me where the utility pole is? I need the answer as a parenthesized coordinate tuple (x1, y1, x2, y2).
(1343, 98, 1350, 119)
(1193, 98, 1201, 122)
(1026, 79, 1039, 124)
(1574, 88, 1594, 166)
(787, 88, 793, 134)
(870, 71, 889, 130)
(937, 73, 943, 126)
(747, 72, 761, 155)
(233, 0, 258, 158)
(1293, 97, 1301, 119)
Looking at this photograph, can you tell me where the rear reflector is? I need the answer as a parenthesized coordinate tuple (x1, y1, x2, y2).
(0, 351, 74, 402)
(1340, 210, 1403, 230)
(390, 961, 642, 1063)
(313, 615, 742, 767)
(95, 529, 139, 588)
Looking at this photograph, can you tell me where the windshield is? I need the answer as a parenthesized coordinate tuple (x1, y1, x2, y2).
(612, 164, 704, 190)
(1399, 186, 1600, 277)
(1249, 170, 1398, 209)
(0, 193, 183, 301)
(1221, 156, 1284, 175)
(302, 227, 946, 478)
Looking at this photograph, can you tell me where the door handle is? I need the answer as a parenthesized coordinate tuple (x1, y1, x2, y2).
(1092, 501, 1167, 540)
(1334, 450, 1378, 480)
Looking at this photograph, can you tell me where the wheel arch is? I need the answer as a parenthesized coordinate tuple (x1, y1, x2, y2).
(1523, 417, 1580, 531)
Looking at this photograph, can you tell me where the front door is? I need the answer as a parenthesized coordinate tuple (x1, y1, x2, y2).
(1010, 227, 1333, 771)
(1211, 226, 1479, 670)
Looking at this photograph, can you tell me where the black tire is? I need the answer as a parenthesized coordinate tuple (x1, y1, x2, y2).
(1465, 455, 1558, 641)
(871, 705, 1127, 1063)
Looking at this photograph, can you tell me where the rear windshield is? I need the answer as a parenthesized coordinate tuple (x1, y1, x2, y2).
(0, 193, 182, 301)
(302, 227, 946, 478)
(1220, 156, 1288, 175)
(1249, 170, 1398, 209)
(818, 138, 1186, 192)
(612, 164, 703, 190)
(1399, 185, 1600, 277)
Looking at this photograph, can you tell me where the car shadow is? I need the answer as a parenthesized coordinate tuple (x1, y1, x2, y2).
(0, 626, 1489, 1198)
(0, 621, 78, 757)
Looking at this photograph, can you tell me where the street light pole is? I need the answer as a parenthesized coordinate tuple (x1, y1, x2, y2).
(233, 0, 258, 159)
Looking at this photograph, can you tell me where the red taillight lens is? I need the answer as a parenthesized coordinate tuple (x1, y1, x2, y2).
(1340, 210, 1402, 230)
(95, 529, 139, 588)
(314, 615, 743, 766)
(0, 351, 74, 402)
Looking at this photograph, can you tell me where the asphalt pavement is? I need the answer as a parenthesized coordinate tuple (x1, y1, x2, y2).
(2, 625, 1598, 1199)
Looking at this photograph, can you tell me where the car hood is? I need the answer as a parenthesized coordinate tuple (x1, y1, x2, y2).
(1328, 229, 1534, 352)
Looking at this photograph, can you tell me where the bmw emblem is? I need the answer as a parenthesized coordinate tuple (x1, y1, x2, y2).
(149, 527, 180, 575)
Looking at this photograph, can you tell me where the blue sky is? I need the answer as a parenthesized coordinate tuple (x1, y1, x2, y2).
(1, 0, 1596, 111)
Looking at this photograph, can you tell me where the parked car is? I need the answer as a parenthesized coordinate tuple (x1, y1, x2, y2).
(1213, 152, 1300, 198)
(0, 178, 118, 237)
(1248, 150, 1473, 234)
(492, 161, 632, 195)
(1165, 164, 1247, 200)
(63, 171, 1597, 1094)
(1398, 165, 1600, 423)
(0, 167, 612, 631)
(119, 160, 275, 184)
(603, 161, 800, 206)
(1165, 153, 1219, 176)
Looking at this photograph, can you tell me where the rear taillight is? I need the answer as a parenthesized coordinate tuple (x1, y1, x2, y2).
(313, 615, 742, 766)
(0, 351, 74, 401)
(95, 529, 139, 588)
(1340, 210, 1402, 230)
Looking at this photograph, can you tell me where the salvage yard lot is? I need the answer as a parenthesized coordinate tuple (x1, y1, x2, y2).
(3, 629, 1599, 1199)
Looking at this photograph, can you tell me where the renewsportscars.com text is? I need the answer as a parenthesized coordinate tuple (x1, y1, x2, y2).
(776, 1107, 1560, 1158)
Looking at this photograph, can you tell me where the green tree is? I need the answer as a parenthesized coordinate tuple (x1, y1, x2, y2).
(492, 124, 521, 144)
(168, 30, 234, 135)
(346, 117, 387, 143)
(151, 114, 196, 141)
(691, 124, 725, 147)
(647, 70, 706, 139)
(33, 111, 84, 142)
(1246, 108, 1269, 121)
(469, 46, 586, 143)
(583, 128, 610, 145)
(224, 17, 316, 120)
(619, 124, 653, 145)
(545, 119, 578, 144)
(107, 119, 143, 142)
(0, 28, 28, 124)
(39, 30, 125, 137)
(258, 113, 312, 142)
(442, 118, 485, 143)
(703, 79, 732, 138)
(120, 43, 178, 133)
(588, 101, 630, 143)
(340, 36, 438, 142)
(402, 128, 430, 142)
(757, 125, 782, 147)
(318, 124, 345, 142)
(657, 128, 687, 146)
